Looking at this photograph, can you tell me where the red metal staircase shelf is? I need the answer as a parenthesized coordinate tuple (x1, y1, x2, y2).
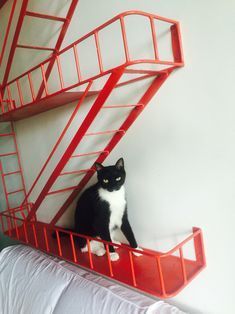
(0, 205, 206, 299)
(0, 11, 183, 121)
(0, 11, 206, 298)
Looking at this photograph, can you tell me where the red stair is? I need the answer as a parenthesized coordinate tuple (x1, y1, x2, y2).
(1, 0, 79, 90)
(0, 122, 27, 210)
(0, 0, 17, 66)
(0, 10, 206, 299)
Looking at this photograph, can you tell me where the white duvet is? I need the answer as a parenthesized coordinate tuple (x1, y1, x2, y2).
(0, 245, 185, 314)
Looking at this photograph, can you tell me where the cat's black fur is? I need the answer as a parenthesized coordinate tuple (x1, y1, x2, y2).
(74, 158, 138, 253)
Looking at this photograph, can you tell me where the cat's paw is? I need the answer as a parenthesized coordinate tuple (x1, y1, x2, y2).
(110, 252, 119, 261)
(81, 245, 88, 253)
(132, 247, 143, 257)
(112, 240, 121, 249)
(95, 248, 106, 257)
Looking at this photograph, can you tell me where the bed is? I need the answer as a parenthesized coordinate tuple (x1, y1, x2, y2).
(0, 245, 185, 314)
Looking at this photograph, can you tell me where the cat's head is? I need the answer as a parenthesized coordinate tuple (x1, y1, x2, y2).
(95, 158, 126, 192)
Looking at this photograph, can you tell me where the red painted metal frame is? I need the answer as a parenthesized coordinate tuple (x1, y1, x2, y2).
(0, 11, 184, 230)
(0, 10, 205, 299)
(0, 206, 206, 298)
(0, 11, 184, 118)
(0, 0, 17, 66)
(1, 0, 78, 89)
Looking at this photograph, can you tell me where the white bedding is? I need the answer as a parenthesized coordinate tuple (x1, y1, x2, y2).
(0, 245, 185, 314)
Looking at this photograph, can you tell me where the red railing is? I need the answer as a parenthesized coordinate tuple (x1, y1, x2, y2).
(1, 0, 79, 90)
(0, 11, 183, 115)
(0, 205, 206, 298)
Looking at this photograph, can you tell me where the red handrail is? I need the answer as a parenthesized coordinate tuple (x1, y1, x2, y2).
(0, 11, 183, 114)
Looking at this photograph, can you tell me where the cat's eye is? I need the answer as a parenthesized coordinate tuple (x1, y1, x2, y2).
(103, 179, 109, 183)
(116, 177, 121, 181)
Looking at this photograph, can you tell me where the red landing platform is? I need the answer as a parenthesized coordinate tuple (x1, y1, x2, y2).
(0, 207, 206, 299)
(0, 91, 98, 121)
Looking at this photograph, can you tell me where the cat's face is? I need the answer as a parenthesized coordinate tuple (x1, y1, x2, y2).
(95, 158, 126, 192)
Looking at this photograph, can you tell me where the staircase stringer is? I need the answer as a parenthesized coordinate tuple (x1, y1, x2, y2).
(20, 81, 92, 211)
(26, 69, 125, 221)
(50, 72, 169, 227)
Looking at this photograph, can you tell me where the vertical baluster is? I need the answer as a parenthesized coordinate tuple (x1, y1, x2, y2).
(28, 73, 35, 101)
(105, 244, 113, 277)
(56, 230, 62, 256)
(43, 227, 49, 252)
(0, 91, 5, 113)
(149, 16, 159, 60)
(120, 17, 130, 62)
(13, 212, 19, 240)
(94, 32, 103, 73)
(56, 55, 65, 90)
(156, 257, 166, 297)
(32, 224, 38, 248)
(73, 45, 82, 82)
(6, 86, 14, 110)
(23, 223, 29, 243)
(86, 238, 94, 269)
(179, 247, 187, 284)
(129, 251, 137, 287)
(16, 79, 24, 106)
(70, 233, 77, 263)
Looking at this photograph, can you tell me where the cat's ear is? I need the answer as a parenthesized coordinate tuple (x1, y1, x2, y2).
(94, 162, 103, 172)
(115, 158, 124, 170)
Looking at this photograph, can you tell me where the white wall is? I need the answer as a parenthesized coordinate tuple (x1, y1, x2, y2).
(1, 0, 235, 313)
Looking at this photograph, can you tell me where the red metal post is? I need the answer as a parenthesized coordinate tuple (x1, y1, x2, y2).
(179, 247, 187, 284)
(0, 161, 10, 209)
(32, 223, 39, 247)
(170, 23, 184, 64)
(105, 244, 114, 277)
(43, 226, 49, 252)
(70, 234, 77, 263)
(94, 32, 103, 73)
(129, 251, 137, 287)
(87, 239, 94, 269)
(193, 227, 206, 266)
(156, 257, 166, 297)
(149, 17, 159, 60)
(120, 17, 130, 62)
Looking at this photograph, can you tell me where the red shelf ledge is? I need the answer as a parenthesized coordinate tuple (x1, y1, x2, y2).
(0, 205, 206, 299)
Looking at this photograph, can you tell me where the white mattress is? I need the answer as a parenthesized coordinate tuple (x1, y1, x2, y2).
(0, 245, 185, 314)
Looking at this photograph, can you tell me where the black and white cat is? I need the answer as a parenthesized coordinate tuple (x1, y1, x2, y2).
(74, 158, 142, 261)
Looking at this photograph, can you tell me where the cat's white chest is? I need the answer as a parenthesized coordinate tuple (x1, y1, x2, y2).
(98, 186, 126, 230)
